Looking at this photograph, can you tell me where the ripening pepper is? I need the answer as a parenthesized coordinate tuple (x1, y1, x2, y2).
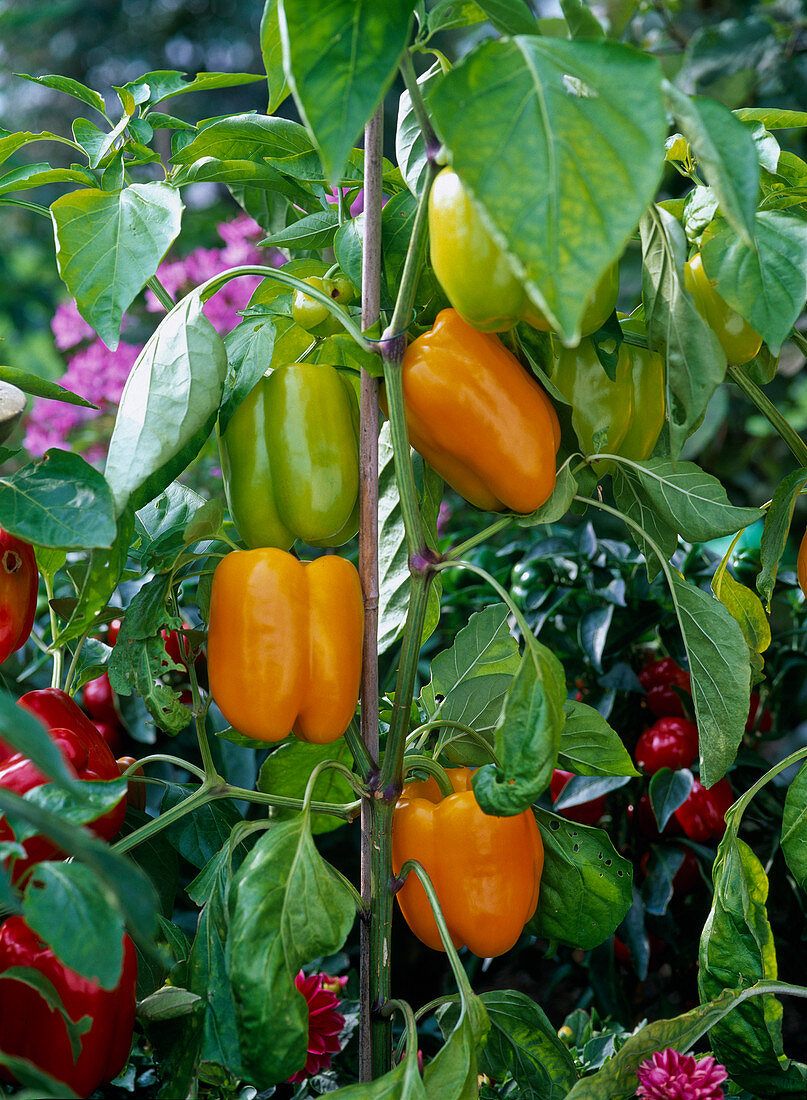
(389, 308, 560, 513)
(207, 549, 363, 744)
(0, 529, 38, 664)
(684, 252, 762, 365)
(219, 364, 359, 550)
(0, 916, 137, 1098)
(0, 689, 127, 878)
(429, 167, 618, 334)
(392, 767, 543, 957)
(291, 275, 355, 336)
(551, 324, 665, 464)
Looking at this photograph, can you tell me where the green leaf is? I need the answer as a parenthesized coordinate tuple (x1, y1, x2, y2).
(558, 0, 604, 38)
(219, 317, 276, 434)
(0, 695, 78, 792)
(472, 643, 565, 815)
(475, 0, 539, 34)
(278, 0, 416, 184)
(698, 836, 789, 1084)
(423, 604, 521, 709)
(703, 211, 807, 355)
(260, 0, 290, 113)
(104, 290, 227, 515)
(0, 128, 68, 166)
(627, 458, 762, 543)
(23, 779, 127, 833)
(781, 761, 807, 894)
(757, 467, 807, 608)
(440, 989, 577, 1099)
(425, 988, 490, 1100)
(261, 209, 339, 250)
(51, 182, 183, 350)
(664, 84, 759, 245)
(648, 767, 693, 831)
(0, 163, 93, 197)
(564, 984, 795, 1099)
(377, 423, 441, 653)
(516, 462, 578, 527)
(396, 62, 441, 198)
(327, 1055, 427, 1098)
(258, 739, 355, 834)
(228, 816, 356, 1084)
(668, 572, 750, 786)
(558, 700, 639, 777)
(0, 366, 95, 408)
(735, 107, 807, 130)
(429, 38, 665, 343)
(54, 510, 134, 647)
(121, 70, 264, 108)
(529, 809, 633, 949)
(0, 450, 116, 549)
(15, 73, 106, 116)
(23, 862, 124, 988)
(161, 786, 242, 868)
(611, 466, 678, 581)
(641, 846, 687, 916)
(711, 567, 770, 676)
(640, 205, 727, 456)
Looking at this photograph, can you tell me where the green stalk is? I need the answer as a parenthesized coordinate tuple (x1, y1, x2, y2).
(447, 516, 512, 560)
(43, 573, 62, 690)
(727, 744, 807, 829)
(729, 363, 807, 467)
(146, 275, 175, 312)
(397, 860, 474, 999)
(402, 754, 454, 796)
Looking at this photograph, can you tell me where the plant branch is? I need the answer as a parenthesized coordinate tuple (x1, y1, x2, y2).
(729, 364, 807, 467)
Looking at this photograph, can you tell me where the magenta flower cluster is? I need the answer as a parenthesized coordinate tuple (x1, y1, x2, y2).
(636, 1049, 727, 1100)
(25, 214, 272, 460)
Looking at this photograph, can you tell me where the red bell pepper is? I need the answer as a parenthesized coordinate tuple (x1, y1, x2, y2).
(638, 657, 691, 718)
(0, 915, 137, 1097)
(0, 689, 126, 878)
(0, 530, 38, 665)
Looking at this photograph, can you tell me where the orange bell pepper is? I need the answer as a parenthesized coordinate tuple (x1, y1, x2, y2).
(207, 549, 363, 744)
(392, 767, 544, 957)
(390, 309, 560, 513)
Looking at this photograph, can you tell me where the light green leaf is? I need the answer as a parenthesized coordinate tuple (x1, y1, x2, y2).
(429, 37, 666, 343)
(104, 291, 227, 515)
(51, 182, 183, 350)
(757, 467, 807, 608)
(781, 762, 807, 894)
(611, 465, 678, 580)
(16, 73, 106, 116)
(260, 0, 290, 112)
(559, 700, 639, 777)
(711, 567, 770, 676)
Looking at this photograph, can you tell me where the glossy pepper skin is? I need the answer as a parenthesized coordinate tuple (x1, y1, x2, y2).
(638, 657, 691, 719)
(4, 689, 128, 870)
(0, 529, 38, 664)
(684, 253, 762, 365)
(392, 767, 543, 957)
(220, 364, 359, 550)
(0, 916, 137, 1098)
(635, 717, 699, 774)
(392, 309, 560, 513)
(429, 167, 618, 335)
(673, 777, 734, 843)
(551, 329, 665, 463)
(291, 275, 355, 336)
(207, 549, 363, 744)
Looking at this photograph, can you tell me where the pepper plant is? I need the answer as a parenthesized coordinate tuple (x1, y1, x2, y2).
(1, 1, 807, 1096)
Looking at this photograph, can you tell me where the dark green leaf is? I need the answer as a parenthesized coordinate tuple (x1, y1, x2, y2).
(475, 0, 539, 34)
(757, 467, 807, 608)
(640, 205, 727, 456)
(261, 208, 339, 249)
(279, 0, 416, 183)
(51, 182, 183, 350)
(0, 450, 116, 549)
(641, 846, 686, 916)
(473, 643, 566, 815)
(529, 809, 633, 949)
(429, 38, 665, 343)
(558, 0, 604, 38)
(781, 762, 807, 893)
(669, 572, 750, 786)
(161, 785, 243, 868)
(0, 695, 78, 791)
(0, 365, 95, 408)
(612, 465, 678, 581)
(54, 510, 134, 647)
(648, 767, 693, 831)
(23, 862, 124, 988)
(228, 817, 356, 1083)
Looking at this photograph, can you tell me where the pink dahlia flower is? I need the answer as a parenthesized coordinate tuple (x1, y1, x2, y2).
(637, 1049, 727, 1100)
(287, 970, 346, 1083)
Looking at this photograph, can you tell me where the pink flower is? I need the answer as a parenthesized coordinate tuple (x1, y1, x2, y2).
(637, 1049, 728, 1100)
(287, 970, 346, 1084)
(51, 299, 95, 350)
